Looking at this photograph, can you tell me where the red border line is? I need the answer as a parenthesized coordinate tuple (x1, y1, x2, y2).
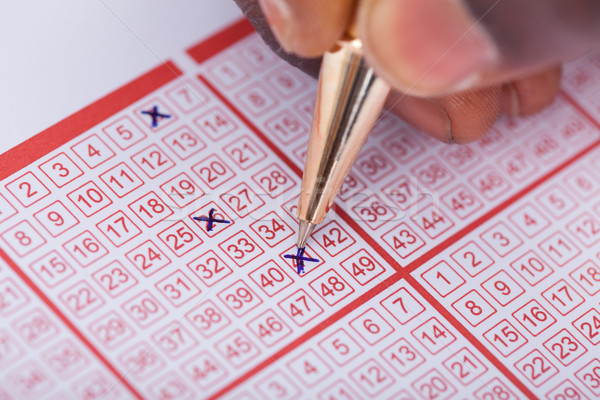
(0, 61, 182, 180)
(0, 248, 143, 399)
(202, 74, 600, 399)
(187, 18, 255, 64)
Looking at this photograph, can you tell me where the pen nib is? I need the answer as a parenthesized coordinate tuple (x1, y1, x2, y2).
(297, 220, 316, 249)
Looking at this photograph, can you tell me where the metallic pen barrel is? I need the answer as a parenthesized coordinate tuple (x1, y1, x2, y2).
(297, 37, 391, 248)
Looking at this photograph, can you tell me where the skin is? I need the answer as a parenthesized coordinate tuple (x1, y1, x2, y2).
(233, 0, 599, 143)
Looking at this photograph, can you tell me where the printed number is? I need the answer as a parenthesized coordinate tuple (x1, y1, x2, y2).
(412, 370, 456, 400)
(350, 359, 394, 396)
(251, 212, 293, 247)
(62, 231, 107, 267)
(542, 280, 584, 315)
(480, 223, 522, 256)
(221, 182, 265, 218)
(484, 320, 527, 356)
(158, 221, 202, 257)
(575, 359, 600, 396)
(249, 261, 293, 297)
(515, 350, 557, 385)
(96, 211, 141, 247)
(411, 206, 453, 238)
(381, 338, 425, 376)
(5, 172, 50, 207)
(539, 232, 581, 267)
(513, 300, 556, 336)
(71, 134, 115, 168)
(187, 250, 232, 287)
(315, 222, 355, 257)
(0, 279, 29, 316)
(319, 329, 363, 366)
(38, 153, 83, 187)
(356, 149, 395, 182)
(411, 318, 456, 355)
(193, 154, 235, 189)
(13, 309, 57, 346)
(59, 282, 104, 318)
(194, 107, 237, 141)
(382, 223, 425, 258)
(1, 220, 46, 256)
(350, 308, 393, 345)
(68, 181, 112, 217)
(218, 280, 262, 317)
(29, 251, 75, 288)
(380, 287, 425, 325)
(480, 270, 524, 306)
(247, 309, 291, 347)
(218, 232, 263, 267)
(442, 185, 483, 219)
(421, 261, 465, 297)
(510, 251, 553, 286)
(185, 300, 230, 338)
(573, 309, 600, 345)
(160, 172, 204, 208)
(162, 126, 205, 160)
(264, 110, 306, 143)
(153, 324, 197, 359)
(252, 163, 295, 198)
(543, 329, 586, 366)
(570, 260, 600, 296)
(568, 213, 600, 247)
(165, 80, 208, 113)
(129, 191, 173, 227)
(126, 240, 170, 276)
(451, 290, 496, 327)
(223, 135, 266, 169)
(99, 162, 144, 198)
(122, 291, 167, 328)
(341, 249, 385, 286)
(103, 116, 146, 150)
(278, 289, 322, 326)
(156, 271, 200, 307)
(33, 201, 79, 237)
(309, 270, 354, 306)
(214, 330, 260, 367)
(131, 144, 174, 179)
(442, 348, 487, 385)
(91, 260, 137, 297)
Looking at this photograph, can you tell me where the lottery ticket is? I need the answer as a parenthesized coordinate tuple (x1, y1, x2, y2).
(1, 18, 600, 400)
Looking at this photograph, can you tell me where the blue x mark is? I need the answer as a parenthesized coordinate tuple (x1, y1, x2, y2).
(141, 105, 171, 128)
(284, 247, 319, 275)
(192, 208, 230, 232)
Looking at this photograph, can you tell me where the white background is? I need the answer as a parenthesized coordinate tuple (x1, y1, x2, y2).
(0, 0, 242, 153)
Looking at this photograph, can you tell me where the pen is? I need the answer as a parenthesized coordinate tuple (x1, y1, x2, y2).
(296, 29, 391, 248)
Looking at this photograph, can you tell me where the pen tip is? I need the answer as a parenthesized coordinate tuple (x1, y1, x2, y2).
(297, 220, 316, 249)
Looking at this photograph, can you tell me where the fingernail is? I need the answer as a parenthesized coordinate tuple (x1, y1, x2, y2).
(258, 0, 294, 53)
(361, 0, 499, 96)
(388, 93, 452, 142)
(501, 83, 520, 117)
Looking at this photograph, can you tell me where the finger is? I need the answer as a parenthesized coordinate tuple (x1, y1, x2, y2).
(233, 0, 323, 77)
(358, 0, 498, 97)
(257, 0, 355, 57)
(501, 66, 562, 117)
(386, 85, 502, 143)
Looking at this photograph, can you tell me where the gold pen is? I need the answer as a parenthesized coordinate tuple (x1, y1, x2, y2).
(296, 28, 391, 248)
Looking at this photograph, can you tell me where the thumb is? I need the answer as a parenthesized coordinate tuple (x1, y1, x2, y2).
(358, 0, 498, 97)
(257, 0, 356, 58)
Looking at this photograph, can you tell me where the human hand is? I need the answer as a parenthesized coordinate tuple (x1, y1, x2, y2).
(234, 0, 600, 143)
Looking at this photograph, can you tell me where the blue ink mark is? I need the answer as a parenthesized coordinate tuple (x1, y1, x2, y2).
(284, 247, 319, 275)
(141, 105, 171, 128)
(193, 208, 230, 232)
